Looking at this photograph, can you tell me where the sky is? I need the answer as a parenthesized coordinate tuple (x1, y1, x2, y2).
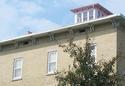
(0, 0, 125, 41)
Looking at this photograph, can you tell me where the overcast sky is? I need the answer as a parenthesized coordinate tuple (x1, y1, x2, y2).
(0, 0, 125, 40)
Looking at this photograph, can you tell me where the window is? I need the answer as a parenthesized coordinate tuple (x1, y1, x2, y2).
(48, 51, 57, 74)
(83, 12, 87, 21)
(89, 10, 93, 20)
(90, 43, 96, 62)
(97, 11, 101, 18)
(77, 13, 82, 23)
(13, 58, 23, 80)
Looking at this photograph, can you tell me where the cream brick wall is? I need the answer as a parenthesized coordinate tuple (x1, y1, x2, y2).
(0, 23, 118, 86)
(117, 25, 125, 85)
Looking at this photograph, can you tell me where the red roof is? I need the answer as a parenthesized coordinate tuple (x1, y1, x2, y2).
(71, 3, 112, 15)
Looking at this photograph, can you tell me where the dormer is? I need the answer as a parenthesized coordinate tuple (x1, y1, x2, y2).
(71, 3, 113, 23)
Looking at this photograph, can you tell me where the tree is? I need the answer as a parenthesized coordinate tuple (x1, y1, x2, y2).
(55, 38, 123, 86)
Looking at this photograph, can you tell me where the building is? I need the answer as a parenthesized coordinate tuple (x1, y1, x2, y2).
(71, 3, 112, 23)
(0, 3, 125, 86)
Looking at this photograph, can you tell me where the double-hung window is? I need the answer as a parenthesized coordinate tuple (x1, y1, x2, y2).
(83, 12, 87, 21)
(13, 58, 23, 80)
(77, 13, 82, 23)
(97, 11, 101, 18)
(90, 43, 96, 62)
(48, 51, 57, 74)
(89, 10, 94, 20)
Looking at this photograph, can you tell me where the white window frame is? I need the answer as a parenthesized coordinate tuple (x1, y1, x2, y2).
(90, 43, 97, 62)
(83, 11, 87, 22)
(47, 51, 57, 74)
(89, 10, 94, 20)
(13, 58, 23, 80)
(75, 14, 77, 23)
(77, 13, 82, 23)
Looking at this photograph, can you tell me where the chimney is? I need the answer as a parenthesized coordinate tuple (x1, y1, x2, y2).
(27, 31, 32, 34)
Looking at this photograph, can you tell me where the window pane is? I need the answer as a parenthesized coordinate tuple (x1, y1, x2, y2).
(15, 60, 22, 69)
(77, 13, 82, 23)
(91, 46, 96, 55)
(48, 56, 56, 63)
(90, 44, 96, 62)
(89, 10, 93, 20)
(83, 12, 87, 21)
(14, 69, 21, 78)
(97, 11, 101, 18)
(48, 51, 57, 63)
(48, 62, 56, 73)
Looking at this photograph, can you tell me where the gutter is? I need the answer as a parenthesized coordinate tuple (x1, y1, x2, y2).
(0, 14, 124, 45)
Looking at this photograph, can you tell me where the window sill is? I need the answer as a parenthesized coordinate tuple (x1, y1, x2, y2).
(46, 72, 57, 76)
(12, 77, 22, 81)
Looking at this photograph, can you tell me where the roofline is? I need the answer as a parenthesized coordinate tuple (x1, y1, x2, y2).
(95, 3, 112, 15)
(0, 14, 124, 45)
(71, 3, 112, 15)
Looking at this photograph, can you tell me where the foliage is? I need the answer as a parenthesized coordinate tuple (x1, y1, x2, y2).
(55, 39, 122, 86)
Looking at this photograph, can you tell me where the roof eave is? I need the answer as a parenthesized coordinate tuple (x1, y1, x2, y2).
(0, 14, 124, 45)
